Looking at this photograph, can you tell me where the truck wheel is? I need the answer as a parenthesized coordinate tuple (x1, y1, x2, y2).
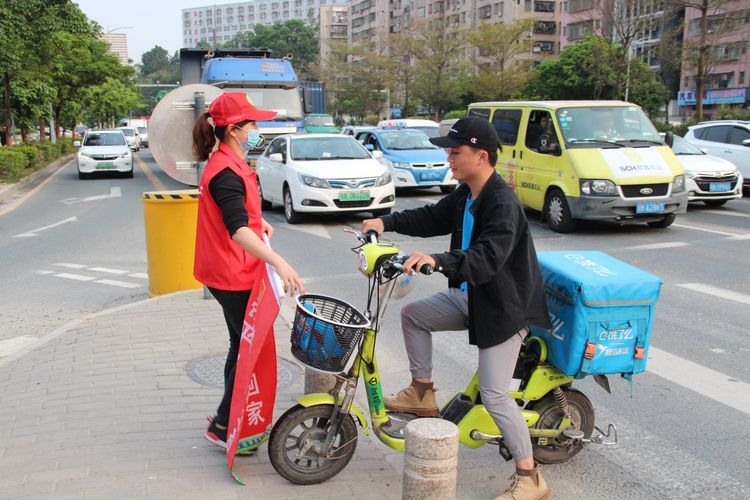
(647, 213, 676, 228)
(259, 181, 272, 210)
(544, 188, 575, 233)
(528, 389, 594, 464)
(283, 187, 302, 224)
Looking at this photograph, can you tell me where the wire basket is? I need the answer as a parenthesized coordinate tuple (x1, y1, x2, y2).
(290, 294, 370, 373)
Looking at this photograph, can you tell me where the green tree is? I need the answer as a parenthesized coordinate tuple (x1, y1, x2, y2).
(226, 20, 319, 80)
(466, 19, 536, 101)
(139, 46, 179, 84)
(83, 77, 141, 128)
(410, 20, 468, 120)
(524, 37, 667, 115)
(388, 32, 420, 118)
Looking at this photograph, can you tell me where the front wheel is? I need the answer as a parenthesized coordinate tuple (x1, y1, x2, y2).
(283, 187, 302, 224)
(528, 389, 594, 464)
(647, 213, 676, 228)
(268, 404, 358, 485)
(544, 188, 575, 233)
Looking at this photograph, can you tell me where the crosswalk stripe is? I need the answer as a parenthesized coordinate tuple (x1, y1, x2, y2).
(88, 267, 129, 275)
(94, 279, 141, 289)
(128, 273, 149, 279)
(677, 283, 750, 306)
(622, 241, 689, 251)
(673, 223, 740, 237)
(54, 273, 95, 281)
(53, 263, 87, 269)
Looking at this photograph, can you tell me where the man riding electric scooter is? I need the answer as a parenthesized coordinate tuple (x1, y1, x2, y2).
(361, 116, 553, 500)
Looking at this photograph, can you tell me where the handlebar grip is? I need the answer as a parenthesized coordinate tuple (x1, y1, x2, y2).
(420, 264, 434, 275)
(365, 230, 379, 243)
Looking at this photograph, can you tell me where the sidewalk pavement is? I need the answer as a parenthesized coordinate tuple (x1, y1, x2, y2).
(0, 289, 404, 499)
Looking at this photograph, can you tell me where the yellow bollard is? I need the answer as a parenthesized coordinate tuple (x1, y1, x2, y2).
(142, 190, 203, 296)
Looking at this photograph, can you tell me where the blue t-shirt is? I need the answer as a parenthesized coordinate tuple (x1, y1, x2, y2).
(460, 196, 475, 292)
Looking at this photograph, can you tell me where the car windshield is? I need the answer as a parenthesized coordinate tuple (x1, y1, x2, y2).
(120, 128, 134, 137)
(556, 106, 663, 147)
(241, 88, 304, 121)
(379, 130, 438, 150)
(412, 126, 439, 137)
(290, 137, 371, 161)
(305, 116, 335, 126)
(84, 133, 126, 146)
(670, 134, 705, 155)
(137, 127, 147, 134)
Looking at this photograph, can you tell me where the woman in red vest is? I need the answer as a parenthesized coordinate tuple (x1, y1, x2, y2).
(192, 92, 305, 448)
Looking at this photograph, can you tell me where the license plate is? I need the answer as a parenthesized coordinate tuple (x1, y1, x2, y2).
(96, 162, 114, 168)
(421, 172, 442, 182)
(709, 182, 731, 192)
(636, 201, 665, 214)
(339, 190, 370, 202)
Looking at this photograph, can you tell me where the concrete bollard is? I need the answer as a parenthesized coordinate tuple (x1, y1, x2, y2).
(402, 418, 459, 500)
(304, 367, 335, 394)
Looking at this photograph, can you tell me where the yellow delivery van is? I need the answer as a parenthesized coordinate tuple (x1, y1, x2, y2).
(467, 101, 688, 232)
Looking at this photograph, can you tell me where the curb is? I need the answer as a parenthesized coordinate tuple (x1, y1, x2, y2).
(0, 153, 75, 204)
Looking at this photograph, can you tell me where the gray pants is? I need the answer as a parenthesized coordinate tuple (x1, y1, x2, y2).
(401, 288, 534, 460)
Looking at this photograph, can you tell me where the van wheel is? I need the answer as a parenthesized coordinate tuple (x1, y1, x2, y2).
(544, 189, 575, 233)
(283, 187, 302, 224)
(647, 213, 675, 228)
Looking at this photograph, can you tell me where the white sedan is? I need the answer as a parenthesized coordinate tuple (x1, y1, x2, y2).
(256, 134, 395, 224)
(668, 134, 743, 207)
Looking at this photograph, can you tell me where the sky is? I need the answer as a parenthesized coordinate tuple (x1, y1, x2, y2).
(74, 0, 214, 64)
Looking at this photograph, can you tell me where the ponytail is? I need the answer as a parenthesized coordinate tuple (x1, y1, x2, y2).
(192, 112, 216, 161)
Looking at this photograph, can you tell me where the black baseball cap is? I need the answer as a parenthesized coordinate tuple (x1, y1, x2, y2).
(430, 116, 501, 152)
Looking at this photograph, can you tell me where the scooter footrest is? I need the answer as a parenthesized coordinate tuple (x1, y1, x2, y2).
(441, 393, 475, 425)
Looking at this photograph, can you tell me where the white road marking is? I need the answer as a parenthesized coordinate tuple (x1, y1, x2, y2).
(60, 186, 121, 204)
(700, 209, 750, 218)
(648, 346, 750, 416)
(672, 223, 740, 237)
(13, 217, 78, 238)
(88, 267, 129, 275)
(128, 273, 149, 279)
(622, 241, 689, 251)
(0, 336, 40, 358)
(94, 279, 141, 288)
(54, 273, 96, 282)
(725, 233, 750, 241)
(35, 270, 54, 275)
(284, 223, 332, 239)
(53, 263, 87, 269)
(677, 283, 750, 306)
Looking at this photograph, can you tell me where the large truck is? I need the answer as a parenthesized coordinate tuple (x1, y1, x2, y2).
(180, 48, 306, 158)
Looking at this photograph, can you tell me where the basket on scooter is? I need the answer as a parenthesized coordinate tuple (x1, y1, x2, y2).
(290, 294, 370, 373)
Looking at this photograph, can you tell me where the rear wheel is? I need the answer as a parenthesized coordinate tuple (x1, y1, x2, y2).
(283, 187, 302, 224)
(703, 199, 727, 208)
(528, 389, 594, 464)
(647, 213, 676, 228)
(544, 188, 575, 233)
(123, 169, 134, 179)
(268, 404, 358, 485)
(78, 170, 90, 180)
(259, 181, 272, 210)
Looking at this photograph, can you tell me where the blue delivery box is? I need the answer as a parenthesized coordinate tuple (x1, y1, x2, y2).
(530, 251, 662, 378)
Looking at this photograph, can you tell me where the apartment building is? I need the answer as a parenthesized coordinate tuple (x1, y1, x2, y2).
(320, 5, 350, 63)
(102, 33, 129, 65)
(678, 0, 750, 115)
(181, 0, 347, 48)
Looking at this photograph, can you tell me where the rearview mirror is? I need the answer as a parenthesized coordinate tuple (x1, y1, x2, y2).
(664, 131, 674, 148)
(365, 144, 374, 151)
(742, 139, 750, 147)
(371, 150, 384, 159)
(73, 140, 81, 147)
(269, 152, 283, 163)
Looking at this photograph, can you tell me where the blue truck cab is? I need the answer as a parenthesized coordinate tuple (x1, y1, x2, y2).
(180, 48, 305, 159)
(354, 128, 457, 193)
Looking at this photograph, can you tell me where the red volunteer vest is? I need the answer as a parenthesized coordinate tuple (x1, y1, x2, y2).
(194, 142, 262, 290)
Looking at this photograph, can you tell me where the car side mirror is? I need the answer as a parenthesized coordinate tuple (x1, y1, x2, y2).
(269, 152, 283, 163)
(742, 139, 750, 147)
(664, 131, 674, 148)
(550, 143, 562, 156)
(371, 150, 384, 159)
(73, 140, 81, 148)
(365, 144, 374, 151)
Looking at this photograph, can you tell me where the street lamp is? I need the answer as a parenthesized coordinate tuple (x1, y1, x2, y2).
(106, 26, 134, 33)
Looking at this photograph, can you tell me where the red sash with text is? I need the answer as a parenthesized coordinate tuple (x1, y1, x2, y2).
(225, 258, 283, 483)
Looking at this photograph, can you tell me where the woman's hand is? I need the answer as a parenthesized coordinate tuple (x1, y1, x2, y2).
(275, 260, 305, 296)
(261, 218, 274, 239)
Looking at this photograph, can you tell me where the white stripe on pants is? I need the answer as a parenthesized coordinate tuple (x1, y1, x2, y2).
(401, 288, 534, 460)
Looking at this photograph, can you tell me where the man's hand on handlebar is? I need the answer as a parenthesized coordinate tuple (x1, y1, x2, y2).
(360, 218, 384, 237)
(402, 251, 435, 276)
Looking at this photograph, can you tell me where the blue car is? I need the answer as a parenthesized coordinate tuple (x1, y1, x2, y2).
(354, 128, 457, 193)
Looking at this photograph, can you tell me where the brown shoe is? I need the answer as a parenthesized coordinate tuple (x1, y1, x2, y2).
(495, 463, 551, 500)
(383, 382, 439, 417)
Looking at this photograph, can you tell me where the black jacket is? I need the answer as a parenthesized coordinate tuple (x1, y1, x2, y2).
(381, 172, 551, 348)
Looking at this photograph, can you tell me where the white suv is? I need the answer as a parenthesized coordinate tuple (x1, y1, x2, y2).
(683, 120, 750, 193)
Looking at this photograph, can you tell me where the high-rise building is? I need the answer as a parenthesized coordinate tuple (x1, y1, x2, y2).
(181, 1, 347, 48)
(102, 32, 129, 65)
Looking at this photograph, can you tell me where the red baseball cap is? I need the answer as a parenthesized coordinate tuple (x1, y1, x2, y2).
(208, 92, 277, 126)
